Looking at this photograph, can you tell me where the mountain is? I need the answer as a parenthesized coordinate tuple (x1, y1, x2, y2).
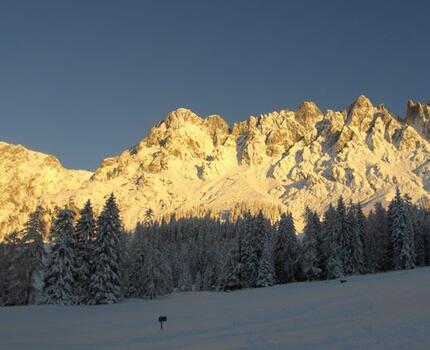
(0, 142, 91, 235)
(1, 96, 430, 237)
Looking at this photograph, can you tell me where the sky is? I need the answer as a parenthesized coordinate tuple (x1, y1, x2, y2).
(1, 0, 429, 170)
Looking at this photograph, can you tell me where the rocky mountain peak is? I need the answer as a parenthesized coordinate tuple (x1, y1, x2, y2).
(204, 115, 229, 146)
(346, 95, 374, 131)
(295, 101, 322, 129)
(405, 99, 430, 140)
(205, 114, 229, 133)
(164, 108, 204, 129)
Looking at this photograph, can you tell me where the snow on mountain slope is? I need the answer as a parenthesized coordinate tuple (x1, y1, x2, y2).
(0, 142, 91, 235)
(1, 267, 429, 350)
(1, 96, 430, 236)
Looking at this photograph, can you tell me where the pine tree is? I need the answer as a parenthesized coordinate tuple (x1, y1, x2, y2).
(422, 211, 430, 266)
(300, 208, 321, 280)
(254, 210, 268, 261)
(144, 208, 155, 226)
(370, 203, 391, 271)
(194, 271, 203, 291)
(141, 242, 173, 299)
(241, 212, 259, 288)
(127, 223, 147, 297)
(1, 231, 27, 305)
(73, 200, 95, 304)
(89, 194, 123, 304)
(21, 206, 46, 304)
(363, 209, 378, 273)
(406, 202, 426, 267)
(219, 242, 242, 291)
(347, 203, 365, 274)
(388, 189, 415, 270)
(321, 204, 344, 279)
(336, 197, 360, 276)
(42, 208, 76, 305)
(0, 239, 18, 305)
(256, 238, 275, 287)
(274, 212, 298, 283)
(413, 215, 427, 267)
(203, 262, 218, 291)
(119, 228, 130, 298)
(178, 262, 192, 292)
(326, 254, 344, 279)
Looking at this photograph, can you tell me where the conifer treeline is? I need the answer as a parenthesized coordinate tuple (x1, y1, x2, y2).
(1, 189, 429, 306)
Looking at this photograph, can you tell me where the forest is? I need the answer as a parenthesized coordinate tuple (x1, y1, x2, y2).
(1, 189, 429, 306)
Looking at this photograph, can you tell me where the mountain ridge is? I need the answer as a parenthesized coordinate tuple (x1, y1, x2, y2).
(1, 96, 430, 237)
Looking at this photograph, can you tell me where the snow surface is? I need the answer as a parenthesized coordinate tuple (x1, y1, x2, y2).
(1, 267, 429, 350)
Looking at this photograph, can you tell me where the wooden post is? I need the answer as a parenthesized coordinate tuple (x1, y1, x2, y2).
(158, 316, 167, 330)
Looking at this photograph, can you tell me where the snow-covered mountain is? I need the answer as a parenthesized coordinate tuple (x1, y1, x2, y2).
(1, 95, 430, 237)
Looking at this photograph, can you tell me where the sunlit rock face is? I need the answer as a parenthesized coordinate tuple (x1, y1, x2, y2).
(1, 96, 430, 236)
(405, 99, 430, 140)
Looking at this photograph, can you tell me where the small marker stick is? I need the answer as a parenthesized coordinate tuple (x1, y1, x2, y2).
(158, 316, 167, 330)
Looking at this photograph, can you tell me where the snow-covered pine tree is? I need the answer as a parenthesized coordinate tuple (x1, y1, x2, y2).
(362, 209, 378, 273)
(127, 222, 147, 297)
(89, 193, 123, 304)
(346, 203, 365, 274)
(219, 240, 242, 291)
(300, 208, 321, 281)
(354, 203, 367, 273)
(274, 212, 298, 283)
(369, 202, 391, 271)
(73, 200, 95, 304)
(241, 212, 259, 288)
(254, 210, 268, 261)
(326, 254, 344, 280)
(2, 231, 27, 306)
(21, 206, 46, 304)
(321, 204, 344, 279)
(388, 189, 415, 270)
(203, 262, 218, 291)
(119, 228, 131, 298)
(242, 210, 270, 288)
(256, 237, 275, 287)
(421, 210, 430, 266)
(413, 212, 427, 267)
(194, 271, 203, 291)
(404, 199, 427, 267)
(336, 197, 356, 276)
(178, 262, 192, 292)
(141, 241, 173, 299)
(42, 207, 76, 305)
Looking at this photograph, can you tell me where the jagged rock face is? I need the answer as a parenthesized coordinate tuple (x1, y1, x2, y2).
(1, 96, 430, 237)
(295, 101, 323, 129)
(406, 99, 430, 140)
(0, 142, 91, 235)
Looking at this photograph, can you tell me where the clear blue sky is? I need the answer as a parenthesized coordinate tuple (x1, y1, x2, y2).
(1, 0, 429, 170)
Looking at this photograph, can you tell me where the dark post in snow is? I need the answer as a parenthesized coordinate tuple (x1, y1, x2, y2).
(159, 316, 167, 330)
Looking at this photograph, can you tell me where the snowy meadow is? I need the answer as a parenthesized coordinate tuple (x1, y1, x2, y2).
(1, 267, 429, 350)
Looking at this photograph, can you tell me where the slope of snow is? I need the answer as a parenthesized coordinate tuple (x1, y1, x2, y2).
(1, 267, 429, 350)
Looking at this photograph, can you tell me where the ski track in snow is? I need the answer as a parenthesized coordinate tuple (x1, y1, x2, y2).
(1, 267, 430, 350)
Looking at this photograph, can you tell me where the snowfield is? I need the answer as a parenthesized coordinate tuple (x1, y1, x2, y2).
(1, 267, 429, 350)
